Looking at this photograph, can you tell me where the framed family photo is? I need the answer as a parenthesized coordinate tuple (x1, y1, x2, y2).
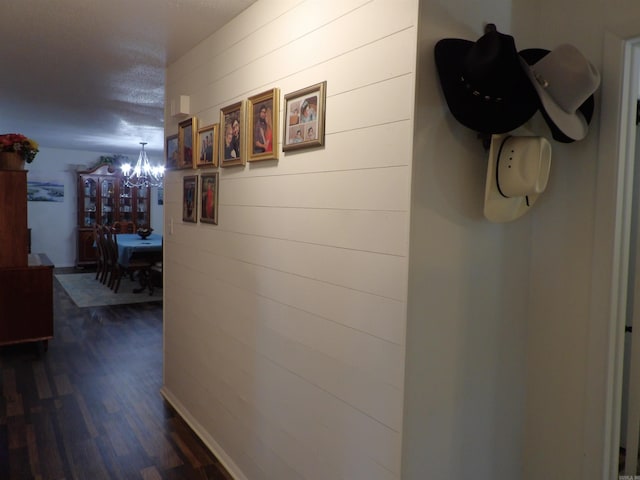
(247, 88, 279, 162)
(182, 175, 198, 223)
(219, 101, 245, 167)
(283, 81, 326, 152)
(165, 134, 179, 170)
(200, 172, 219, 225)
(196, 123, 219, 168)
(178, 117, 198, 169)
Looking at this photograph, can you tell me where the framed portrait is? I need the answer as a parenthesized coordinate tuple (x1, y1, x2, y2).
(165, 134, 179, 170)
(200, 172, 219, 225)
(283, 81, 327, 152)
(178, 117, 198, 169)
(196, 123, 219, 168)
(219, 101, 245, 167)
(182, 175, 198, 223)
(247, 88, 280, 162)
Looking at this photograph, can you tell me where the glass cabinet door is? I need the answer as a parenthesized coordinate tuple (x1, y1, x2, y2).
(136, 186, 149, 227)
(82, 178, 98, 226)
(119, 179, 133, 223)
(101, 178, 116, 226)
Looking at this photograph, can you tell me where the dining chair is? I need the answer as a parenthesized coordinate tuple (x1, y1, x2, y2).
(93, 223, 105, 281)
(111, 221, 136, 234)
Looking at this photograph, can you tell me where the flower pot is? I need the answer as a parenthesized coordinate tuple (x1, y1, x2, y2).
(0, 152, 25, 170)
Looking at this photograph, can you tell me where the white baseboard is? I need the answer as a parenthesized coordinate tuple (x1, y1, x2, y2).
(160, 386, 248, 480)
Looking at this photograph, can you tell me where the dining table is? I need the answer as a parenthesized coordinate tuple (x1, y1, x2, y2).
(115, 232, 163, 266)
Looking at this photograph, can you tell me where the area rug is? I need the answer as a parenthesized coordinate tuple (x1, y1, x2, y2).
(55, 272, 162, 308)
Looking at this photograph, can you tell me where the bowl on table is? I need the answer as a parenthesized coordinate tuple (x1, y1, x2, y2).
(137, 227, 153, 239)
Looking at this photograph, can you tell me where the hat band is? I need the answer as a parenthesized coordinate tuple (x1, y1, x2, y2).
(460, 76, 503, 103)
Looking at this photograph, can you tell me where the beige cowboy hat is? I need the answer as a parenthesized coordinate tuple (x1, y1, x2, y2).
(484, 134, 552, 222)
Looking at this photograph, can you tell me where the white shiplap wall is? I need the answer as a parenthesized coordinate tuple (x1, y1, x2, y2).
(162, 1, 418, 479)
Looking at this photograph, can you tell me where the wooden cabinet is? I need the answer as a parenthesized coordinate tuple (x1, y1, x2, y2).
(76, 163, 151, 267)
(0, 171, 54, 349)
(0, 254, 54, 348)
(0, 171, 28, 267)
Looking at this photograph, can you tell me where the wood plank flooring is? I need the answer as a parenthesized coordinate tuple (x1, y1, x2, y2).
(0, 268, 232, 479)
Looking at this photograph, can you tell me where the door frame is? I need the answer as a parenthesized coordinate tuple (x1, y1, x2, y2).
(598, 32, 640, 478)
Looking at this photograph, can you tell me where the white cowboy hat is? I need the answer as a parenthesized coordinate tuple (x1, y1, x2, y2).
(523, 44, 600, 141)
(484, 134, 552, 222)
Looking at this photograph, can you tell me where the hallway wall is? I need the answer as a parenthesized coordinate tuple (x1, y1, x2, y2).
(162, 1, 418, 478)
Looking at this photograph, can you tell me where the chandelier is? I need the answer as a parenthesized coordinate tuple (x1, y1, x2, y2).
(121, 142, 164, 188)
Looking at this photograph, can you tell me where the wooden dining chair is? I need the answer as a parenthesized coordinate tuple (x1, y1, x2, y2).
(111, 221, 136, 234)
(93, 223, 105, 281)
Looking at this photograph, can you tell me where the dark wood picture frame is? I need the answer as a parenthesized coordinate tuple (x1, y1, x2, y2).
(283, 81, 327, 152)
(182, 175, 198, 223)
(200, 172, 219, 225)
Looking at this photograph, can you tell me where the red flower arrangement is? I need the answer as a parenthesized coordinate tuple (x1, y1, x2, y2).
(0, 133, 39, 163)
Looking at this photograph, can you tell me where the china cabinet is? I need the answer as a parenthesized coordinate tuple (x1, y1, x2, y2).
(76, 163, 151, 267)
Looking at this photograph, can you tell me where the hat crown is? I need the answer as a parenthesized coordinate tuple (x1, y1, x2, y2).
(497, 136, 551, 197)
(532, 44, 600, 114)
(462, 31, 522, 97)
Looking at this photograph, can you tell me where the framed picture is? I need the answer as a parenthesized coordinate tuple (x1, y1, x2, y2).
(178, 117, 198, 169)
(219, 101, 245, 167)
(165, 134, 179, 170)
(196, 123, 219, 168)
(182, 175, 198, 223)
(247, 88, 280, 162)
(200, 172, 219, 225)
(283, 81, 327, 152)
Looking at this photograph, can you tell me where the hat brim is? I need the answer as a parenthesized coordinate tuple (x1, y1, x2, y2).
(484, 134, 544, 222)
(434, 39, 539, 134)
(520, 48, 592, 142)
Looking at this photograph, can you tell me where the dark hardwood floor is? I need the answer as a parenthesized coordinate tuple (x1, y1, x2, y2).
(0, 267, 232, 479)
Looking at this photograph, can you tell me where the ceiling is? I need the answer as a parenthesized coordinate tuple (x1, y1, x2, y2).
(0, 0, 257, 159)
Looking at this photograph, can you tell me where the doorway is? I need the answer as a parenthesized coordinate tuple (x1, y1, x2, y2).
(601, 32, 640, 478)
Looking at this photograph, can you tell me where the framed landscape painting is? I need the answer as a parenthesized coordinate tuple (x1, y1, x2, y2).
(283, 81, 326, 152)
(247, 88, 279, 162)
(219, 101, 245, 167)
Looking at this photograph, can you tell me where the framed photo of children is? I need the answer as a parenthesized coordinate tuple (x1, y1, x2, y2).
(247, 88, 279, 162)
(283, 81, 326, 152)
(178, 117, 198, 169)
(196, 123, 219, 168)
(219, 101, 245, 167)
(182, 175, 198, 223)
(200, 172, 219, 224)
(165, 134, 179, 170)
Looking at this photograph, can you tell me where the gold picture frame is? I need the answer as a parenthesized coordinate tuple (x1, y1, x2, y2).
(219, 101, 245, 167)
(178, 117, 198, 169)
(200, 172, 219, 225)
(283, 81, 326, 152)
(196, 123, 219, 168)
(247, 88, 280, 162)
(165, 133, 179, 170)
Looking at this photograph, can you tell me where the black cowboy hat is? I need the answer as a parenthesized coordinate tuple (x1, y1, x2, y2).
(434, 29, 539, 134)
